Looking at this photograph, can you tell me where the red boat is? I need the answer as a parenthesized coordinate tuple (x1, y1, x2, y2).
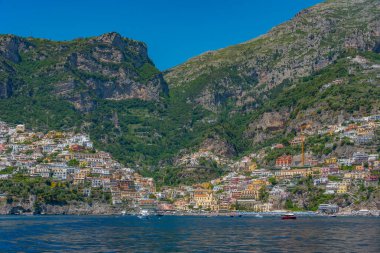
(281, 213, 297, 220)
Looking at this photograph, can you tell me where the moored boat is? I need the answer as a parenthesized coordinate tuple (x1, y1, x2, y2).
(281, 213, 296, 220)
(137, 209, 150, 219)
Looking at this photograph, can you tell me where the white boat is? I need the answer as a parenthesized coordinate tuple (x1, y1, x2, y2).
(281, 213, 297, 220)
(137, 209, 150, 219)
(357, 209, 370, 216)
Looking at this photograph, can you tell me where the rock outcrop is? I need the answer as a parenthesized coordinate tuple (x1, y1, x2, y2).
(0, 202, 126, 215)
(0, 32, 168, 111)
(199, 136, 236, 158)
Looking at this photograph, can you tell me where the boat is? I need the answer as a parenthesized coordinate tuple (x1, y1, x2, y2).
(357, 209, 370, 216)
(255, 214, 263, 218)
(137, 209, 150, 219)
(281, 213, 297, 220)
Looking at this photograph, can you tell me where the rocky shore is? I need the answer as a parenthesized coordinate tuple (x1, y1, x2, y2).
(1, 203, 379, 217)
(0, 202, 126, 215)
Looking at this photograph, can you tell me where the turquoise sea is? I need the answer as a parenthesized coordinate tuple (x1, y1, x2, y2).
(0, 215, 379, 252)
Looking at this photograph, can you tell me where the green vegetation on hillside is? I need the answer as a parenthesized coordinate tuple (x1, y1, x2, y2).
(1, 44, 379, 185)
(0, 95, 81, 131)
(1, 0, 379, 185)
(0, 173, 111, 206)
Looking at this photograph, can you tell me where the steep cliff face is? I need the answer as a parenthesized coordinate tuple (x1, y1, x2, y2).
(165, 0, 379, 111)
(0, 36, 27, 98)
(0, 35, 30, 63)
(0, 75, 14, 99)
(0, 32, 168, 111)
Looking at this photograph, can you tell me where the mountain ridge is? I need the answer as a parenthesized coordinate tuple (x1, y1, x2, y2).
(0, 32, 168, 111)
(164, 0, 379, 111)
(0, 0, 379, 184)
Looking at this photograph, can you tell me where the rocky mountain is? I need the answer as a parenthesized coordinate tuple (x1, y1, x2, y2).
(0, 0, 379, 185)
(0, 32, 167, 111)
(0, 32, 207, 177)
(165, 0, 379, 111)
(160, 0, 380, 184)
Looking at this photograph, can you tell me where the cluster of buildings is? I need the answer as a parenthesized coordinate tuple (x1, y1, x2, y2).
(158, 156, 379, 212)
(156, 114, 380, 213)
(320, 115, 380, 144)
(1, 113, 379, 213)
(0, 121, 156, 210)
(149, 173, 272, 213)
(274, 152, 379, 169)
(272, 114, 380, 169)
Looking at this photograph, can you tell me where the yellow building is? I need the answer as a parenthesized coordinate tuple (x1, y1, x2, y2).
(274, 168, 314, 179)
(337, 183, 348, 194)
(192, 189, 218, 211)
(357, 127, 372, 135)
(248, 162, 258, 171)
(174, 199, 189, 211)
(237, 201, 273, 212)
(73, 168, 90, 185)
(46, 131, 64, 139)
(344, 172, 370, 180)
(64, 153, 73, 161)
(248, 179, 268, 190)
(325, 157, 337, 165)
(254, 203, 273, 212)
(218, 201, 232, 211)
(239, 189, 260, 200)
(355, 165, 364, 171)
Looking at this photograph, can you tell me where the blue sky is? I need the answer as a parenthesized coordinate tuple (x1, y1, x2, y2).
(0, 0, 323, 70)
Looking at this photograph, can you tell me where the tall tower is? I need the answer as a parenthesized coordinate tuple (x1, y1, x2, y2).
(301, 139, 305, 167)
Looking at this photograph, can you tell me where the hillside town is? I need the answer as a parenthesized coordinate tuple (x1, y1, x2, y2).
(0, 114, 379, 215)
(168, 114, 380, 215)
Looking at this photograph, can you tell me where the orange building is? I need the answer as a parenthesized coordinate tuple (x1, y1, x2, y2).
(275, 155, 292, 168)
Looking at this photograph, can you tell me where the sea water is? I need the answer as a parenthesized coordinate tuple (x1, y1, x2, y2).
(0, 215, 379, 252)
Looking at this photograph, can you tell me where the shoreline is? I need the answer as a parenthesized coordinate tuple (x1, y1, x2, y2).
(1, 211, 379, 217)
